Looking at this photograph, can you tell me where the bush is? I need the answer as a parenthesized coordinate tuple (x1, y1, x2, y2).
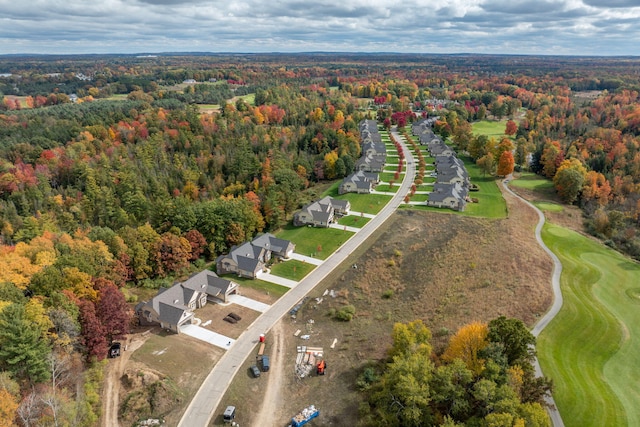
(387, 259, 396, 267)
(356, 367, 379, 391)
(382, 289, 394, 299)
(393, 249, 402, 257)
(335, 305, 356, 321)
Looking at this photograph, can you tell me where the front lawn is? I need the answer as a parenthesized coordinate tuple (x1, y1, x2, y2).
(374, 184, 400, 193)
(337, 215, 371, 228)
(538, 224, 640, 426)
(275, 224, 353, 259)
(269, 259, 316, 281)
(209, 269, 290, 297)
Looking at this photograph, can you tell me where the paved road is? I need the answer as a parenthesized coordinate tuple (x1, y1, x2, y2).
(177, 128, 416, 427)
(502, 181, 565, 427)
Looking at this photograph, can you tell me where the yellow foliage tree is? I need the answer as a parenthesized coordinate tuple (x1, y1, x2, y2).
(63, 267, 97, 302)
(0, 388, 18, 427)
(442, 321, 489, 375)
(24, 297, 54, 338)
(0, 246, 41, 289)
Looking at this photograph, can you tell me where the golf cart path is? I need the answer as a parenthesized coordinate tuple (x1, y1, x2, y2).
(502, 180, 565, 427)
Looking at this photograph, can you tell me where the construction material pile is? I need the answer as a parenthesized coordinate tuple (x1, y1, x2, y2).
(295, 346, 323, 378)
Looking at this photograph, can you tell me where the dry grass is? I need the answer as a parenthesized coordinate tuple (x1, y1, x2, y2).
(217, 185, 555, 426)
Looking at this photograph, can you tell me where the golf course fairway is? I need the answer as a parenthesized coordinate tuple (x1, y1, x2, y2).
(537, 223, 640, 426)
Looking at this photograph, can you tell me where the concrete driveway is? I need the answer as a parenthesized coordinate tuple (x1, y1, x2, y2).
(180, 324, 235, 349)
(259, 272, 299, 288)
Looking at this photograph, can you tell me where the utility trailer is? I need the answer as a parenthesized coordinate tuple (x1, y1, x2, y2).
(289, 405, 319, 427)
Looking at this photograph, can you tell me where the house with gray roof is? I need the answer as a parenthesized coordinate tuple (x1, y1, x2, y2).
(427, 182, 469, 211)
(339, 170, 379, 194)
(293, 196, 351, 227)
(428, 141, 455, 157)
(355, 152, 386, 173)
(135, 270, 239, 333)
(216, 233, 295, 278)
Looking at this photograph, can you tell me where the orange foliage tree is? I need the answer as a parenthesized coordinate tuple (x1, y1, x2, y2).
(497, 151, 515, 177)
(442, 321, 489, 375)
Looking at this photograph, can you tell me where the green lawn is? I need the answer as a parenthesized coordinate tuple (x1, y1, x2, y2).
(322, 184, 392, 214)
(533, 201, 564, 212)
(337, 215, 371, 228)
(212, 273, 289, 297)
(373, 184, 400, 193)
(538, 224, 640, 427)
(510, 172, 557, 199)
(409, 194, 429, 202)
(461, 157, 507, 218)
(275, 224, 353, 259)
(269, 259, 315, 281)
(472, 119, 509, 138)
(416, 184, 434, 191)
(380, 172, 405, 182)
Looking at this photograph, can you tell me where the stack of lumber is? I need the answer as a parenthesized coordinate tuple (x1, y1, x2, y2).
(294, 346, 323, 378)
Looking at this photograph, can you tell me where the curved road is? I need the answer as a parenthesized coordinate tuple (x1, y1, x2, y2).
(178, 128, 415, 427)
(502, 181, 565, 427)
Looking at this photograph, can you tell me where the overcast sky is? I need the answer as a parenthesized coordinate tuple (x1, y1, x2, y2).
(1, 0, 639, 56)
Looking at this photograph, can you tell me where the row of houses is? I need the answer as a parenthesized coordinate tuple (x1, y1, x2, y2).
(412, 118, 471, 211)
(292, 196, 351, 227)
(135, 270, 239, 333)
(340, 120, 387, 194)
(216, 233, 295, 279)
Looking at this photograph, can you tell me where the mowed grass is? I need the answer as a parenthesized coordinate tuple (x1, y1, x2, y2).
(537, 223, 640, 427)
(534, 201, 564, 212)
(209, 268, 289, 297)
(275, 224, 353, 259)
(374, 184, 400, 193)
(510, 172, 557, 199)
(269, 259, 315, 281)
(461, 156, 507, 218)
(337, 215, 371, 227)
(322, 182, 392, 214)
(472, 119, 509, 138)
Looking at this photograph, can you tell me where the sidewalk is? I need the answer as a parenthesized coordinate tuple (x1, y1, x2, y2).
(347, 210, 376, 219)
(329, 223, 360, 233)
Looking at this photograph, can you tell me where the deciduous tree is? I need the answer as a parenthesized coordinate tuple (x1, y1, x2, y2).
(442, 321, 489, 375)
(497, 151, 515, 177)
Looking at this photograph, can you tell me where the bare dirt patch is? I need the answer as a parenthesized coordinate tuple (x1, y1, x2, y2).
(217, 188, 555, 426)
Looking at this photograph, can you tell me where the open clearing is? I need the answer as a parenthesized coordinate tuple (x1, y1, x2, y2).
(213, 184, 554, 426)
(537, 223, 640, 427)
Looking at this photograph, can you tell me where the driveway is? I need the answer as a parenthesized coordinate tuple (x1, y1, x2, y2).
(288, 253, 323, 265)
(329, 223, 361, 233)
(226, 294, 271, 312)
(259, 272, 299, 288)
(180, 324, 235, 349)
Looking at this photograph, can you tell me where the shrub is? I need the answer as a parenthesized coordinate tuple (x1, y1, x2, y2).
(387, 259, 396, 267)
(393, 249, 402, 257)
(382, 289, 394, 299)
(335, 304, 356, 321)
(356, 367, 379, 391)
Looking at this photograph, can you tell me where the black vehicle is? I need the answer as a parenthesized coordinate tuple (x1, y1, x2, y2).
(108, 342, 121, 358)
(250, 364, 261, 378)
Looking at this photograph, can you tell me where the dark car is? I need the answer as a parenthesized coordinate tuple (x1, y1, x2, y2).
(108, 342, 121, 358)
(250, 364, 261, 378)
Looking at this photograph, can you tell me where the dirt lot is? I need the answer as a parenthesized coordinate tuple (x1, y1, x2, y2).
(214, 185, 557, 426)
(100, 286, 279, 427)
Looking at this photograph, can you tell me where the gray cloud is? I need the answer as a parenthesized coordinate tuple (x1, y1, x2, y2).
(0, 0, 638, 55)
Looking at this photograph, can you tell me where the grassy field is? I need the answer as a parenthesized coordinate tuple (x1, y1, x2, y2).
(510, 172, 556, 198)
(374, 184, 400, 193)
(538, 223, 640, 427)
(533, 201, 564, 212)
(275, 224, 353, 259)
(269, 259, 316, 281)
(472, 119, 509, 138)
(461, 157, 508, 218)
(337, 215, 371, 227)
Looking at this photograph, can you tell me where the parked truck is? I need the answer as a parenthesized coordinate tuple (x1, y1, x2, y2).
(289, 405, 319, 427)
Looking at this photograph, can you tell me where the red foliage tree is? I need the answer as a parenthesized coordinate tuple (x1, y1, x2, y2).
(78, 300, 108, 361)
(96, 282, 131, 343)
(505, 120, 518, 136)
(184, 229, 207, 261)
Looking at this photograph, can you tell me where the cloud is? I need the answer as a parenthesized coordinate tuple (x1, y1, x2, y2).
(0, 0, 638, 55)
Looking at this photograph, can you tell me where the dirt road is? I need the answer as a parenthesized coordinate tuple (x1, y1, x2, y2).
(251, 322, 287, 426)
(101, 333, 150, 427)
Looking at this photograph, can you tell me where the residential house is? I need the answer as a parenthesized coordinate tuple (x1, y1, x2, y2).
(436, 167, 469, 186)
(339, 170, 379, 194)
(428, 141, 455, 157)
(355, 152, 386, 173)
(427, 182, 469, 211)
(135, 270, 239, 333)
(216, 233, 295, 278)
(293, 196, 351, 227)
